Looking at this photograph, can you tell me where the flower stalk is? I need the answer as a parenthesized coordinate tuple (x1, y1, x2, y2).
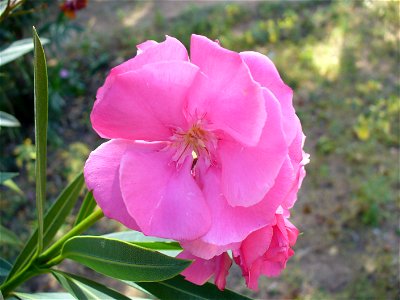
(0, 209, 104, 297)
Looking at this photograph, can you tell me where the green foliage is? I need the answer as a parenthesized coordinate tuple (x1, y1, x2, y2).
(0, 112, 20, 127)
(0, 258, 12, 284)
(7, 172, 84, 279)
(0, 38, 49, 66)
(134, 275, 251, 300)
(33, 26, 48, 253)
(13, 139, 36, 183)
(52, 270, 131, 300)
(13, 293, 75, 300)
(0, 225, 22, 247)
(61, 236, 191, 282)
(0, 172, 18, 184)
(74, 192, 96, 226)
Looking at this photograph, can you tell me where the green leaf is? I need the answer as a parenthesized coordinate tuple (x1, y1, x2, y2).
(102, 230, 182, 251)
(103, 230, 174, 243)
(0, 38, 50, 66)
(51, 270, 131, 300)
(0, 172, 18, 184)
(6, 173, 84, 280)
(133, 275, 252, 300)
(74, 192, 97, 226)
(13, 292, 75, 300)
(129, 242, 181, 251)
(2, 179, 24, 195)
(61, 236, 191, 282)
(33, 26, 49, 254)
(0, 111, 20, 127)
(0, 1, 7, 18)
(0, 225, 22, 246)
(0, 257, 12, 284)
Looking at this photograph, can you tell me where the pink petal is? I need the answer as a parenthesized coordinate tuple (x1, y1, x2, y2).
(219, 89, 287, 207)
(181, 165, 279, 260)
(246, 259, 263, 291)
(178, 251, 232, 291)
(239, 226, 273, 270)
(91, 61, 199, 141)
(284, 218, 300, 247)
(188, 35, 266, 146)
(119, 147, 211, 240)
(181, 238, 240, 261)
(178, 251, 214, 285)
(84, 139, 140, 230)
(136, 40, 158, 54)
(214, 252, 232, 290)
(116, 36, 188, 74)
(97, 36, 188, 100)
(240, 51, 298, 145)
(282, 128, 309, 209)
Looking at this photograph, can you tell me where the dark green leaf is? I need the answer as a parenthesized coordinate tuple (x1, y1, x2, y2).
(61, 236, 191, 282)
(74, 192, 96, 226)
(13, 292, 74, 300)
(0, 111, 20, 127)
(51, 270, 131, 300)
(134, 276, 252, 300)
(0, 257, 12, 284)
(0, 38, 49, 66)
(0, 172, 18, 184)
(0, 225, 22, 246)
(129, 242, 181, 251)
(33, 26, 48, 254)
(7, 173, 84, 279)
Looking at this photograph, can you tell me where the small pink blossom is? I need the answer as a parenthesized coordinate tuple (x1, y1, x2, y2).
(233, 212, 299, 290)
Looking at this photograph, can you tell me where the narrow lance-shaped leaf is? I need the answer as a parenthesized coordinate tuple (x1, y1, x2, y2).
(0, 257, 12, 284)
(0, 38, 50, 66)
(51, 270, 132, 300)
(133, 275, 252, 300)
(103, 230, 175, 243)
(33, 26, 48, 254)
(0, 111, 20, 127)
(61, 236, 191, 282)
(7, 173, 84, 280)
(13, 292, 75, 300)
(0, 172, 18, 184)
(102, 230, 182, 251)
(74, 191, 97, 226)
(0, 225, 22, 246)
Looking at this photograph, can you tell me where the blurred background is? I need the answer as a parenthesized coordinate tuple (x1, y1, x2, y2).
(1, 0, 399, 299)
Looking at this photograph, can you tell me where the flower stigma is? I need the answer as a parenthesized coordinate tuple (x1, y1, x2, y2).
(170, 121, 217, 167)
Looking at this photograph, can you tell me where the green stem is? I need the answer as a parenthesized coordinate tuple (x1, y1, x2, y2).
(41, 255, 63, 269)
(38, 209, 104, 263)
(0, 268, 48, 297)
(0, 210, 103, 296)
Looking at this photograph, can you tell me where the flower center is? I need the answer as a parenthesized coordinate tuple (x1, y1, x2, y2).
(170, 122, 217, 167)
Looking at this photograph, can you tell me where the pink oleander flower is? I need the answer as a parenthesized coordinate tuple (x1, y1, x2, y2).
(84, 34, 308, 276)
(177, 251, 232, 291)
(233, 211, 299, 290)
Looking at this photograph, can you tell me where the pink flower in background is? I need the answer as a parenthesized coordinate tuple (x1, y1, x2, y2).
(233, 212, 299, 290)
(60, 0, 88, 19)
(84, 34, 308, 289)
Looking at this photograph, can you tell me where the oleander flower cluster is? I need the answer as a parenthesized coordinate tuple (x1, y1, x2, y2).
(84, 34, 309, 290)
